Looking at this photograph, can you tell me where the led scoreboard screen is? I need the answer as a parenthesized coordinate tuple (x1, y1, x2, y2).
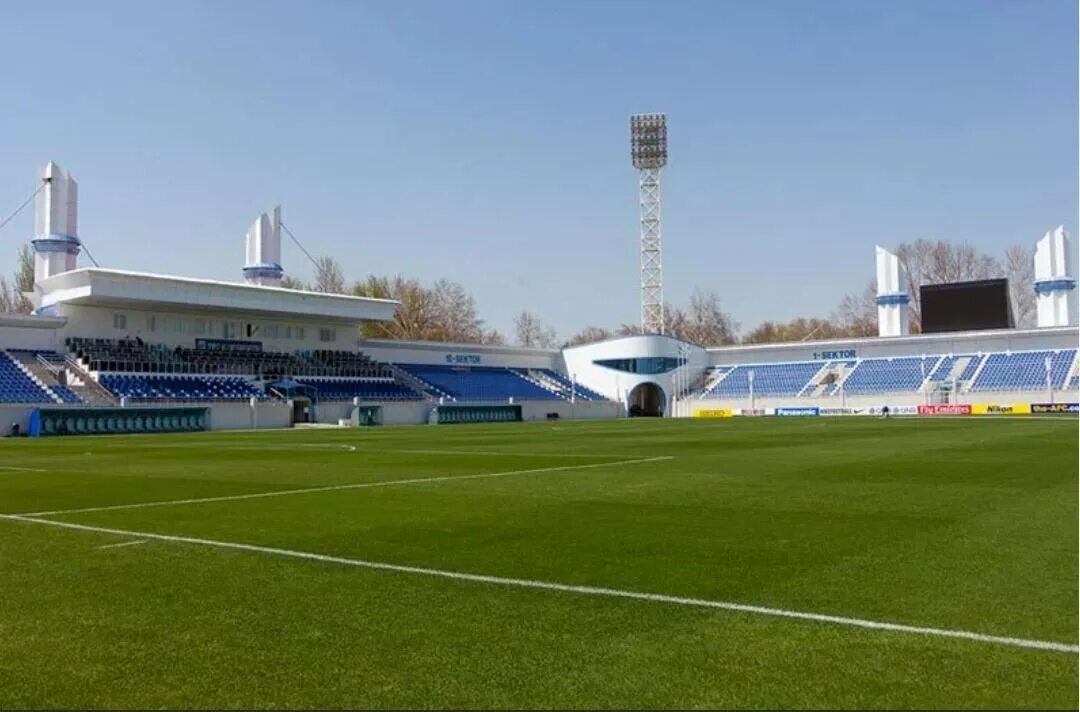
(919, 279, 1015, 333)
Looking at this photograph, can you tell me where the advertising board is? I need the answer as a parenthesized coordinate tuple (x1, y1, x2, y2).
(774, 406, 820, 417)
(693, 408, 734, 418)
(1030, 403, 1078, 414)
(970, 403, 1031, 415)
(917, 404, 972, 416)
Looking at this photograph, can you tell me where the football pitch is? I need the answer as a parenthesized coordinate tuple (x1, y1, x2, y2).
(0, 417, 1076, 709)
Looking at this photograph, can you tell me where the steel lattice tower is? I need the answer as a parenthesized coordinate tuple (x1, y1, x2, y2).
(630, 114, 667, 334)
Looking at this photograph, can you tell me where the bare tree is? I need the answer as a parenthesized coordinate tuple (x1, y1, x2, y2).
(743, 317, 846, 344)
(312, 256, 346, 294)
(0, 275, 14, 313)
(564, 326, 613, 347)
(481, 329, 507, 346)
(370, 276, 436, 341)
(832, 280, 878, 337)
(675, 289, 738, 345)
(513, 310, 556, 348)
(895, 240, 1001, 329)
(352, 275, 491, 343)
(279, 275, 308, 290)
(428, 279, 485, 343)
(13, 245, 33, 313)
(1005, 244, 1036, 328)
(663, 303, 687, 341)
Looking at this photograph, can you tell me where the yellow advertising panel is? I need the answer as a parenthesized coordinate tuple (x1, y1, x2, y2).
(693, 408, 733, 418)
(970, 403, 1031, 415)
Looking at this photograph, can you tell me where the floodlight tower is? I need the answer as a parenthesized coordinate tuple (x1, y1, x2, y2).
(630, 113, 667, 334)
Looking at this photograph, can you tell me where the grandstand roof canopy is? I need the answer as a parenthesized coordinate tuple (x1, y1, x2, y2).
(37, 268, 399, 324)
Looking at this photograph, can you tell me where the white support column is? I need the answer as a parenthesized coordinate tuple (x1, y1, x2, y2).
(243, 205, 284, 287)
(1034, 226, 1077, 328)
(875, 246, 910, 337)
(31, 162, 81, 288)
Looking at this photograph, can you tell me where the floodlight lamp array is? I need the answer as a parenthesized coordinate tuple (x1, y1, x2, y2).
(630, 113, 667, 169)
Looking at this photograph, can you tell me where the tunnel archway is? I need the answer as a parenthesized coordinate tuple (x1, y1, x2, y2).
(628, 382, 666, 417)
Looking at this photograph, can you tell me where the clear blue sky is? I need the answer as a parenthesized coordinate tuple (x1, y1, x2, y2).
(1, 0, 1076, 339)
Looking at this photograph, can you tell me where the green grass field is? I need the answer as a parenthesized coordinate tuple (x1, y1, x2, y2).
(0, 417, 1076, 709)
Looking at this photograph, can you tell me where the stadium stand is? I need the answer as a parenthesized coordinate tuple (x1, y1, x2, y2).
(298, 350, 394, 378)
(99, 375, 266, 402)
(68, 338, 404, 381)
(701, 361, 823, 398)
(398, 364, 565, 401)
(524, 369, 606, 401)
(840, 356, 939, 394)
(4, 349, 84, 404)
(293, 378, 422, 401)
(969, 349, 1077, 392)
(692, 348, 1080, 400)
(0, 351, 55, 404)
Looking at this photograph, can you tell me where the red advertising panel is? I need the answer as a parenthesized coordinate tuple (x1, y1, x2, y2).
(918, 404, 972, 415)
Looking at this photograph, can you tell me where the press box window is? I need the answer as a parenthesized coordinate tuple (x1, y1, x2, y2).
(319, 329, 336, 342)
(113, 313, 127, 330)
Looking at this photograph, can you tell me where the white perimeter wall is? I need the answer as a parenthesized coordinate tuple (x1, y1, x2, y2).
(313, 400, 432, 426)
(311, 399, 621, 426)
(0, 315, 67, 351)
(209, 401, 292, 431)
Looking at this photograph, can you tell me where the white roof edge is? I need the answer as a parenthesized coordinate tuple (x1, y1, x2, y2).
(39, 267, 400, 307)
(561, 333, 704, 352)
(0, 313, 68, 329)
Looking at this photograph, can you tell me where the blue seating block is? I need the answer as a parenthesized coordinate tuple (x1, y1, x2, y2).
(0, 352, 54, 404)
(398, 365, 564, 401)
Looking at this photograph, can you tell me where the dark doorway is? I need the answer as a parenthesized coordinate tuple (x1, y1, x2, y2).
(291, 398, 311, 424)
(628, 382, 665, 417)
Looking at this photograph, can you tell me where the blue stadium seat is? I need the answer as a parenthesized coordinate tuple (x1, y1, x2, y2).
(294, 378, 422, 401)
(397, 365, 565, 401)
(703, 362, 823, 398)
(99, 374, 266, 402)
(841, 357, 937, 394)
(0, 352, 55, 404)
(969, 349, 1076, 392)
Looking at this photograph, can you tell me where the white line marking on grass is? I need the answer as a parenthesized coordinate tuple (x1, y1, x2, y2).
(2, 513, 1074, 655)
(294, 443, 357, 452)
(14, 456, 674, 517)
(357, 448, 622, 459)
(0, 466, 47, 472)
(96, 539, 148, 550)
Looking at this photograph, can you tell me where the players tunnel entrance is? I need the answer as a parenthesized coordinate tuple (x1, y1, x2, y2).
(627, 382, 665, 417)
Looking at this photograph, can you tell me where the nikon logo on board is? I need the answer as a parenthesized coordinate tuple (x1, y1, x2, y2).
(970, 403, 1031, 415)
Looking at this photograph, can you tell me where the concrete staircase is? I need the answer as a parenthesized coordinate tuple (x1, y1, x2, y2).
(385, 363, 445, 402)
(60, 354, 118, 406)
(514, 369, 568, 400)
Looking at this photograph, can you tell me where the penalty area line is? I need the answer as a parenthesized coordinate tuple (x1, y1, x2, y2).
(13, 456, 674, 517)
(1, 513, 1075, 656)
